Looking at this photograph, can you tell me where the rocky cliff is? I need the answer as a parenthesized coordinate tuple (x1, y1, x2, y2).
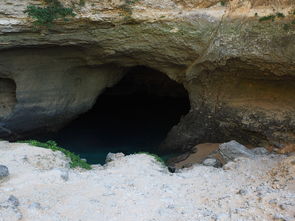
(0, 0, 294, 151)
(0, 141, 294, 220)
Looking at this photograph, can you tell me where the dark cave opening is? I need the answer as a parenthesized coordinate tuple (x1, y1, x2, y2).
(32, 66, 190, 164)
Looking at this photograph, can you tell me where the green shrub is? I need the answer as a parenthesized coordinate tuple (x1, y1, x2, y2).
(283, 24, 290, 31)
(136, 152, 165, 165)
(19, 140, 91, 170)
(276, 12, 285, 18)
(220, 1, 226, 6)
(25, 0, 75, 26)
(119, 0, 140, 15)
(79, 0, 85, 6)
(259, 15, 276, 22)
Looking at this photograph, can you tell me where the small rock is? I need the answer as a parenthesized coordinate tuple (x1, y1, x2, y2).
(273, 213, 287, 221)
(223, 161, 237, 170)
(202, 158, 222, 168)
(269, 199, 278, 205)
(214, 213, 229, 221)
(0, 165, 9, 179)
(279, 204, 286, 210)
(29, 202, 41, 210)
(168, 167, 176, 173)
(105, 153, 125, 163)
(8, 195, 19, 207)
(219, 140, 254, 162)
(237, 189, 247, 195)
(252, 147, 269, 155)
(60, 169, 69, 181)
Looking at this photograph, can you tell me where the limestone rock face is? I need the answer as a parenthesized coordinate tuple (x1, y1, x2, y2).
(0, 0, 295, 150)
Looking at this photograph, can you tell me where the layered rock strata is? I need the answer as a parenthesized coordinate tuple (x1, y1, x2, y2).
(0, 0, 294, 151)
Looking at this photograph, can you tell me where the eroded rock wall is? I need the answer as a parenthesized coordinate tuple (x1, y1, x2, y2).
(0, 78, 16, 119)
(0, 0, 294, 150)
(0, 47, 124, 138)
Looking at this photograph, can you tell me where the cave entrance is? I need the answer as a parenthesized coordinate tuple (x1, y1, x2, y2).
(36, 66, 190, 164)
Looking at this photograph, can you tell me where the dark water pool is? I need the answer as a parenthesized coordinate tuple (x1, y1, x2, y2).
(29, 93, 189, 164)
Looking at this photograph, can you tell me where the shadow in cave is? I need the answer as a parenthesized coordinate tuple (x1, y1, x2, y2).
(33, 66, 190, 164)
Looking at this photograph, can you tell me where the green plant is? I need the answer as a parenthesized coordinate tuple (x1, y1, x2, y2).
(136, 152, 165, 165)
(19, 140, 91, 170)
(25, 0, 75, 26)
(276, 12, 285, 18)
(220, 1, 226, 6)
(283, 24, 290, 31)
(79, 0, 85, 6)
(259, 14, 276, 22)
(119, 0, 140, 16)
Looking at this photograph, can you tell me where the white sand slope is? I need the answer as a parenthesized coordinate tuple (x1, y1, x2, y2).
(0, 141, 294, 221)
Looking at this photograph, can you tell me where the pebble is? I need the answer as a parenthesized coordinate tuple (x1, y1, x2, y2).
(214, 213, 229, 221)
(237, 189, 247, 196)
(60, 169, 69, 181)
(269, 199, 278, 205)
(29, 202, 42, 210)
(273, 213, 287, 221)
(8, 195, 20, 207)
(0, 165, 9, 179)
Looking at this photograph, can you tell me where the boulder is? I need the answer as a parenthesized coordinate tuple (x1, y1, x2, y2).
(105, 153, 125, 163)
(202, 158, 222, 168)
(218, 141, 254, 162)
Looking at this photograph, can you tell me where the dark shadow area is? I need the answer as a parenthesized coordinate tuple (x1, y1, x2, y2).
(31, 66, 190, 164)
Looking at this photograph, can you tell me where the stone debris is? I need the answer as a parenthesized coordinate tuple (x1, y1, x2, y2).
(0, 141, 294, 221)
(0, 194, 22, 221)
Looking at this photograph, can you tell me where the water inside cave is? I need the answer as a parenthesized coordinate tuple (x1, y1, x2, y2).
(30, 66, 190, 164)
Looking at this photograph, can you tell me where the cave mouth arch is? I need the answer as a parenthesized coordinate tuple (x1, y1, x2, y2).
(34, 66, 190, 164)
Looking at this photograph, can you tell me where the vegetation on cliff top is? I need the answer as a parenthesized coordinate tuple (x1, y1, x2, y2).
(19, 140, 92, 170)
(258, 11, 295, 31)
(136, 152, 166, 166)
(25, 0, 75, 26)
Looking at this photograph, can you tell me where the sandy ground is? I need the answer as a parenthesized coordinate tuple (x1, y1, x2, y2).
(169, 143, 222, 168)
(0, 141, 294, 221)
